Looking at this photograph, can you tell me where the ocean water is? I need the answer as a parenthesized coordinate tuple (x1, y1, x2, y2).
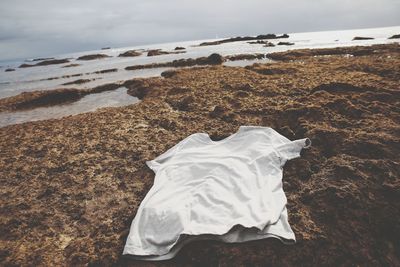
(0, 25, 399, 126)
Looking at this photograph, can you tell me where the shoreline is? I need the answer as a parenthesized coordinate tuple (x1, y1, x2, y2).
(1, 43, 397, 114)
(0, 43, 399, 266)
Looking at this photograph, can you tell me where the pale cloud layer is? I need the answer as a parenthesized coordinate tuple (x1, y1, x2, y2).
(0, 0, 399, 60)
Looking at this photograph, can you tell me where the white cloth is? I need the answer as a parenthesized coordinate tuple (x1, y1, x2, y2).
(123, 126, 311, 260)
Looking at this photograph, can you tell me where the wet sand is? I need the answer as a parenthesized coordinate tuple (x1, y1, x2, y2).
(0, 43, 399, 266)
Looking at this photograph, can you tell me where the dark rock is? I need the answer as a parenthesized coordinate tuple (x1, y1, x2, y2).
(161, 70, 177, 78)
(125, 81, 149, 99)
(30, 57, 55, 62)
(225, 54, 265, 61)
(277, 42, 295, 46)
(388, 34, 400, 39)
(174, 47, 186, 50)
(351, 49, 373, 56)
(199, 33, 289, 46)
(176, 95, 194, 111)
(147, 49, 170, 56)
(126, 53, 223, 70)
(352, 37, 374, 41)
(264, 42, 276, 47)
(19, 59, 70, 68)
(77, 54, 110, 60)
(248, 40, 271, 45)
(93, 68, 118, 74)
(19, 64, 32, 68)
(62, 79, 92, 86)
(61, 73, 83, 79)
(5, 68, 15, 72)
(9, 88, 84, 110)
(265, 44, 399, 61)
(256, 33, 289, 39)
(62, 64, 80, 68)
(158, 118, 177, 131)
(206, 53, 224, 65)
(147, 49, 185, 57)
(118, 50, 142, 57)
(168, 95, 194, 111)
(209, 105, 226, 118)
(89, 83, 121, 94)
(101, 47, 111, 50)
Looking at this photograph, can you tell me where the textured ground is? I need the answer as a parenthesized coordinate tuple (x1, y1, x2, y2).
(0, 44, 399, 266)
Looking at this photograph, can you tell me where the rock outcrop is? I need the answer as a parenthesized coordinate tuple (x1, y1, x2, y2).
(147, 49, 185, 56)
(1, 43, 399, 267)
(277, 41, 295, 46)
(118, 50, 142, 57)
(352, 36, 374, 41)
(77, 54, 110, 60)
(199, 33, 289, 46)
(19, 59, 70, 68)
(62, 79, 92, 85)
(125, 53, 224, 70)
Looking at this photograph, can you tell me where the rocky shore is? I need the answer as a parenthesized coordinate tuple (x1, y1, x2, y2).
(199, 33, 289, 46)
(19, 58, 70, 68)
(0, 43, 399, 266)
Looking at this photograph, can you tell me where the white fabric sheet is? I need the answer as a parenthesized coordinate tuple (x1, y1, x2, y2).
(123, 126, 311, 260)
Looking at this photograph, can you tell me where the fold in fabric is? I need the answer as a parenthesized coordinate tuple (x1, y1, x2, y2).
(123, 126, 311, 260)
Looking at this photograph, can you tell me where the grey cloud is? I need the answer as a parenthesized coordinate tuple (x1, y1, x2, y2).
(0, 0, 399, 61)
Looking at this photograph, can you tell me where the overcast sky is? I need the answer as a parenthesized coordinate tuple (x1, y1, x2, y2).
(0, 0, 399, 61)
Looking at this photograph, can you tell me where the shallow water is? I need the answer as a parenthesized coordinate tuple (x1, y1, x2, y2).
(1, 26, 399, 99)
(0, 87, 138, 127)
(0, 26, 399, 126)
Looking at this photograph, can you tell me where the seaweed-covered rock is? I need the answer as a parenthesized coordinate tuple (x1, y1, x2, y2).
(277, 41, 295, 46)
(352, 36, 374, 41)
(77, 54, 110, 60)
(118, 50, 142, 57)
(19, 59, 70, 68)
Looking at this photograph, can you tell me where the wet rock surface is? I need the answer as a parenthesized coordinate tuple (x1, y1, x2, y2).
(0, 82, 124, 111)
(125, 53, 224, 70)
(247, 40, 274, 46)
(199, 33, 289, 46)
(352, 36, 374, 40)
(225, 53, 265, 61)
(62, 79, 93, 86)
(147, 49, 185, 57)
(62, 63, 81, 68)
(77, 54, 111, 60)
(118, 50, 142, 57)
(19, 58, 70, 68)
(93, 68, 118, 74)
(277, 41, 295, 46)
(265, 43, 400, 61)
(30, 57, 55, 62)
(0, 88, 85, 111)
(0, 44, 399, 266)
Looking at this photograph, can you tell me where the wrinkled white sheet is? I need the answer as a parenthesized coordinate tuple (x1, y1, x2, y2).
(123, 126, 311, 260)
